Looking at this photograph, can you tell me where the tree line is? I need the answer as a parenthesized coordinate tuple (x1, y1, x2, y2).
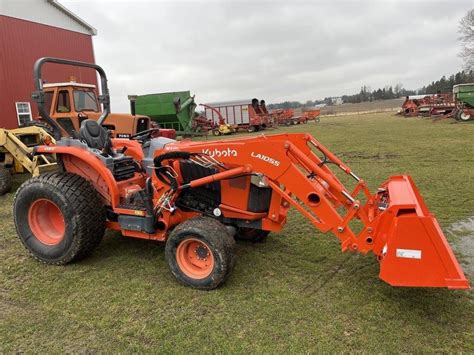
(268, 70, 474, 109)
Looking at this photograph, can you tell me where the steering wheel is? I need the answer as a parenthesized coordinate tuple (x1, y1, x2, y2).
(130, 127, 161, 142)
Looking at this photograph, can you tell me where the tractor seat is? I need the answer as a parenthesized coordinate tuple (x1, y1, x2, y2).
(79, 119, 109, 150)
(79, 119, 136, 181)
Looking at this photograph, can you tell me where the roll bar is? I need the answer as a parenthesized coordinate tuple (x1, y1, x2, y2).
(31, 57, 111, 140)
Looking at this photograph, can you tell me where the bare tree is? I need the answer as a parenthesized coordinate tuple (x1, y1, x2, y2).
(459, 9, 474, 71)
(394, 83, 403, 97)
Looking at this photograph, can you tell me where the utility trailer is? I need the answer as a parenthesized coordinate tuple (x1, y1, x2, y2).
(271, 107, 321, 126)
(203, 98, 271, 133)
(301, 107, 321, 123)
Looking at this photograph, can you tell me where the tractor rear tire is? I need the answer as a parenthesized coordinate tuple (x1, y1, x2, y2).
(13, 172, 106, 264)
(235, 227, 269, 243)
(165, 216, 236, 290)
(0, 166, 12, 195)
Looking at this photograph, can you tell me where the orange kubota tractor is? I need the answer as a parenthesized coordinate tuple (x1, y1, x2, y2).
(29, 58, 176, 141)
(13, 59, 469, 291)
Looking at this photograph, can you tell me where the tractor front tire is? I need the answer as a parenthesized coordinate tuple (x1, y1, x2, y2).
(459, 111, 472, 121)
(165, 216, 236, 290)
(235, 227, 269, 243)
(0, 166, 12, 195)
(13, 172, 105, 264)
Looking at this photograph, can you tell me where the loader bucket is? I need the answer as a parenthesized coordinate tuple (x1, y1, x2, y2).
(377, 175, 469, 289)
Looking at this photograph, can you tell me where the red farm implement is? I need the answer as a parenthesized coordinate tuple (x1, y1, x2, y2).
(203, 98, 272, 133)
(301, 107, 321, 123)
(191, 114, 213, 133)
(271, 108, 295, 126)
(271, 108, 320, 126)
(400, 94, 455, 118)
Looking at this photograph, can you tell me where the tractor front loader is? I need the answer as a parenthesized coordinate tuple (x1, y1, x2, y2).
(13, 60, 469, 291)
(0, 126, 57, 195)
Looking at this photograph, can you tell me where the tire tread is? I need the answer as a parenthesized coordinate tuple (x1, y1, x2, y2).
(13, 172, 105, 264)
(166, 216, 235, 289)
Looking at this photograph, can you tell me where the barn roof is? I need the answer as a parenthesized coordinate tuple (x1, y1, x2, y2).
(47, 0, 97, 35)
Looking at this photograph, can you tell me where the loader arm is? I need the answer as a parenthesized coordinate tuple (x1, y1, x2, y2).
(0, 127, 57, 175)
(160, 133, 469, 289)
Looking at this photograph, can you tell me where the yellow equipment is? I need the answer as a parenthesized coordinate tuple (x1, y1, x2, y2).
(212, 123, 235, 136)
(0, 126, 57, 195)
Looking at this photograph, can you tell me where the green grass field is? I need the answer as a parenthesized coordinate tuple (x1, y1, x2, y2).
(1, 112, 473, 352)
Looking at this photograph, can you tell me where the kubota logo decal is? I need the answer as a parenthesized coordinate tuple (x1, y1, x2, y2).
(251, 152, 280, 166)
(202, 148, 238, 158)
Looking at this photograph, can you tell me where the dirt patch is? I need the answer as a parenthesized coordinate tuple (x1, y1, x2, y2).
(448, 217, 474, 279)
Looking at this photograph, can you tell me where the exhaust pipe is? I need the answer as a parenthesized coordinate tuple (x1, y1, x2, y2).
(128, 95, 137, 116)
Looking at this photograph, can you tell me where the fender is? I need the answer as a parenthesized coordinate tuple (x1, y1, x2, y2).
(112, 139, 144, 161)
(35, 145, 120, 207)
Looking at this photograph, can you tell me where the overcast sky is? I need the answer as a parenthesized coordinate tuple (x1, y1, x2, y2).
(62, 0, 472, 112)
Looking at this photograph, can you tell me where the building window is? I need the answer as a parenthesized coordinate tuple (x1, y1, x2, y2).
(16, 102, 32, 126)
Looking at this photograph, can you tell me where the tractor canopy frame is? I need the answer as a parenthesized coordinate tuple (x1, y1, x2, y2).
(31, 57, 111, 140)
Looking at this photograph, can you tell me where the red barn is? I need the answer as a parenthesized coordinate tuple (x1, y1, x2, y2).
(0, 0, 97, 129)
